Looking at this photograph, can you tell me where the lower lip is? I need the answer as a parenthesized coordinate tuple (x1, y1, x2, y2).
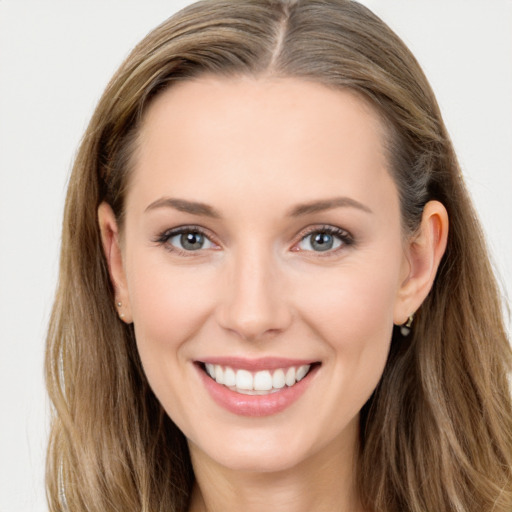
(196, 365, 318, 417)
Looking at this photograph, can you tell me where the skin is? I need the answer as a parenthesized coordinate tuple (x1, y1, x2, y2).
(99, 76, 448, 512)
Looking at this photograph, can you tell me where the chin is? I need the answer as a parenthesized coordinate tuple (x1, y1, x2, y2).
(195, 437, 309, 474)
(187, 414, 358, 476)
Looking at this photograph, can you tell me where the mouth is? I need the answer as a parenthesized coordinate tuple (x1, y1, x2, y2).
(198, 361, 319, 395)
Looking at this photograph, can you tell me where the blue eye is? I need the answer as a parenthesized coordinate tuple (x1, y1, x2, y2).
(171, 231, 211, 251)
(157, 228, 215, 252)
(297, 227, 350, 252)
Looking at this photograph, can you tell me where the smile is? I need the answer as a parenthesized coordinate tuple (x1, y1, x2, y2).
(196, 358, 320, 416)
(203, 363, 312, 395)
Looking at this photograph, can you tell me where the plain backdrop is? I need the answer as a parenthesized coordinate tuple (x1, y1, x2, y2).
(0, 1, 510, 510)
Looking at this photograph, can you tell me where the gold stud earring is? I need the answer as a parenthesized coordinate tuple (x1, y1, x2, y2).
(400, 314, 414, 336)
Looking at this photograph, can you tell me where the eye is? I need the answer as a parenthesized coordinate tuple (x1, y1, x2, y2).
(170, 231, 214, 251)
(296, 227, 352, 253)
(155, 227, 216, 253)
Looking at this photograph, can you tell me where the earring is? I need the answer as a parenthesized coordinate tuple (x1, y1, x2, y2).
(116, 301, 125, 319)
(400, 315, 414, 336)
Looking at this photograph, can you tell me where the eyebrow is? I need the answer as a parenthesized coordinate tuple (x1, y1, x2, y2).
(144, 195, 373, 218)
(287, 197, 373, 217)
(144, 197, 221, 218)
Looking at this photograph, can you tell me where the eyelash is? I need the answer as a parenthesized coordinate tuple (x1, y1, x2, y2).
(153, 225, 217, 256)
(153, 224, 354, 256)
(295, 225, 354, 255)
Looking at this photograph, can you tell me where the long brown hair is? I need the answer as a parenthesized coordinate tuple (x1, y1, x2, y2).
(45, 1, 512, 510)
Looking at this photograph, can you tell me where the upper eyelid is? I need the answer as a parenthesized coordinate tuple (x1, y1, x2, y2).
(158, 225, 213, 238)
(294, 224, 352, 241)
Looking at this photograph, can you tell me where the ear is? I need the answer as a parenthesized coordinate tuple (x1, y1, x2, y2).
(393, 200, 449, 325)
(98, 202, 132, 323)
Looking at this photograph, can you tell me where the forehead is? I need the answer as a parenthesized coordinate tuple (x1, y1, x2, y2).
(128, 76, 396, 216)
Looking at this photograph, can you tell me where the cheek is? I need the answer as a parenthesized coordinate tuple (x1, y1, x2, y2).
(295, 264, 398, 428)
(308, 277, 394, 374)
(126, 257, 222, 436)
(126, 254, 216, 375)
(298, 261, 400, 343)
(294, 248, 402, 391)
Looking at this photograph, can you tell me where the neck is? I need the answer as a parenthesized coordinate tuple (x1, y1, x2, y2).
(187, 422, 364, 512)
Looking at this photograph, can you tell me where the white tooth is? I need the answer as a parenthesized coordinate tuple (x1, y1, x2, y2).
(253, 370, 273, 391)
(236, 369, 253, 390)
(214, 365, 224, 384)
(272, 369, 286, 389)
(223, 367, 236, 387)
(296, 364, 310, 382)
(205, 363, 215, 378)
(285, 367, 296, 386)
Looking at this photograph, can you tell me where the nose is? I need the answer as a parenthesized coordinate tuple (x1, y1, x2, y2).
(215, 246, 293, 341)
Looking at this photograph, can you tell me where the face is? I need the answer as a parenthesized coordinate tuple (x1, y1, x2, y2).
(111, 77, 412, 473)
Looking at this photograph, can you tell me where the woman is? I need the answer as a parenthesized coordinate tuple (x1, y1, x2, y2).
(45, 1, 512, 511)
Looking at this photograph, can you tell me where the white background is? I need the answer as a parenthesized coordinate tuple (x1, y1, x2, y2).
(0, 1, 510, 510)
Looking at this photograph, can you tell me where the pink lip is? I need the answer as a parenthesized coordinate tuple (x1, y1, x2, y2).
(198, 356, 316, 371)
(195, 362, 319, 417)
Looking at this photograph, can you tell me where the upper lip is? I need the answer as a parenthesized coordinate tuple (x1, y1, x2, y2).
(197, 356, 319, 371)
